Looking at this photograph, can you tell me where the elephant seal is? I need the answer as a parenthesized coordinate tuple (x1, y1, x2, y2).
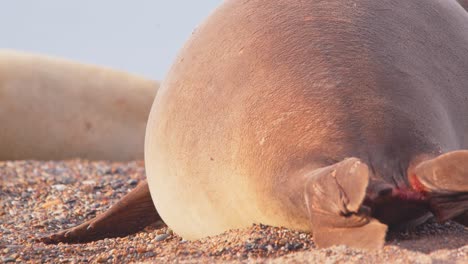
(458, 0, 468, 10)
(0, 50, 158, 161)
(42, 0, 468, 249)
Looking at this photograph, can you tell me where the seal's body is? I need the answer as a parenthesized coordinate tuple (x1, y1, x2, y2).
(44, 0, 468, 249)
(145, 0, 468, 243)
(0, 50, 158, 161)
(458, 0, 468, 10)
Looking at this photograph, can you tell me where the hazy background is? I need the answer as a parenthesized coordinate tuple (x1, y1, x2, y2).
(0, 0, 222, 80)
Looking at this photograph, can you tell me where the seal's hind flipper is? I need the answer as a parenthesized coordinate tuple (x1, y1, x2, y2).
(304, 158, 387, 250)
(412, 150, 468, 222)
(413, 150, 468, 192)
(313, 219, 387, 250)
(40, 180, 162, 244)
(428, 193, 468, 222)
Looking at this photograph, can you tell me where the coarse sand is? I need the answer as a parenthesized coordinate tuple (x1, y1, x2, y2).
(1, 160, 467, 263)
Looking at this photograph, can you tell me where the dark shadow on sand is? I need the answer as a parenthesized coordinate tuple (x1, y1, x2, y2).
(386, 218, 468, 254)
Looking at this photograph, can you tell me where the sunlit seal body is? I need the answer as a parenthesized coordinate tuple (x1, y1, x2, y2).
(43, 0, 468, 249)
(0, 50, 158, 161)
(145, 0, 468, 248)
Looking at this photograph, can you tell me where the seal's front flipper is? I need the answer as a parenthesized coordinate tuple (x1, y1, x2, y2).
(412, 150, 468, 222)
(304, 158, 387, 250)
(40, 180, 162, 244)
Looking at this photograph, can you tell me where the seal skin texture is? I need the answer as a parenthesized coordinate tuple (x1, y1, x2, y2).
(0, 50, 158, 161)
(42, 0, 468, 250)
(145, 0, 468, 249)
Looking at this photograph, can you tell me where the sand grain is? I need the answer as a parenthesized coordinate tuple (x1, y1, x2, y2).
(1, 160, 467, 263)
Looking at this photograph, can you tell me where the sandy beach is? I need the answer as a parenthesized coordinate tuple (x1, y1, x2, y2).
(1, 160, 467, 263)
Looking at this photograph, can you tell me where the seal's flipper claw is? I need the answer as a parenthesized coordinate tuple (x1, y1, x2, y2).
(304, 158, 387, 249)
(40, 180, 162, 244)
(413, 150, 468, 222)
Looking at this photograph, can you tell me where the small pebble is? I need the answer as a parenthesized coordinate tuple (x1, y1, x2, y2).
(1, 160, 467, 263)
(127, 179, 138, 185)
(2, 257, 16, 263)
(82, 180, 96, 186)
(52, 184, 67, 191)
(155, 234, 170, 242)
(145, 252, 156, 258)
(95, 256, 107, 263)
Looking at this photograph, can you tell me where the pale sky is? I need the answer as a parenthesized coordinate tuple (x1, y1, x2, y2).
(0, 1, 222, 80)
